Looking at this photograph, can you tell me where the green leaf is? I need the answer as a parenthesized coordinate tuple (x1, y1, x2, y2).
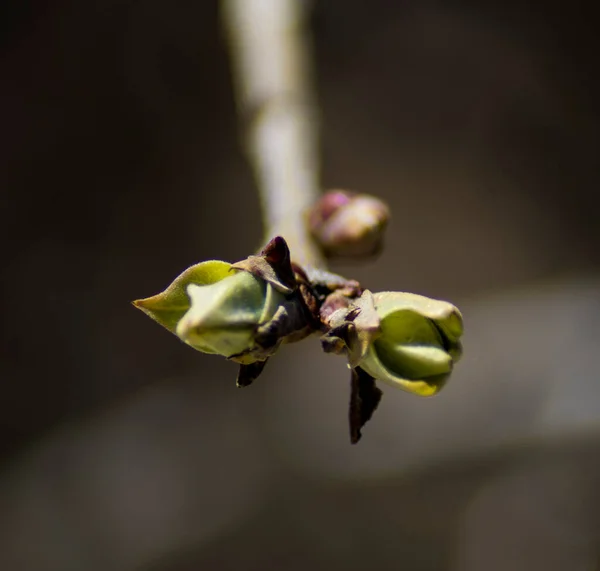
(132, 260, 233, 333)
(374, 291, 463, 360)
(360, 347, 451, 396)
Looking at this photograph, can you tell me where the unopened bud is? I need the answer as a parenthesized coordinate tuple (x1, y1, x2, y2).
(307, 190, 390, 258)
(321, 290, 463, 396)
(132, 259, 286, 364)
(132, 237, 314, 374)
(360, 292, 463, 396)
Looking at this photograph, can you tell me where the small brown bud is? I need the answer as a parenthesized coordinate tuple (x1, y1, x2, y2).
(307, 190, 390, 258)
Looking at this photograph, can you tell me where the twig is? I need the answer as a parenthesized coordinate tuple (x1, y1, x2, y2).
(221, 0, 325, 269)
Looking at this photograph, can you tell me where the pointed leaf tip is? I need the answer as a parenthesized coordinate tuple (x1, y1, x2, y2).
(132, 260, 233, 333)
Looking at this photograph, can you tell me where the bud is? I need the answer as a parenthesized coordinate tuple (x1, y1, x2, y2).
(132, 237, 318, 383)
(321, 290, 463, 396)
(359, 292, 463, 396)
(307, 190, 390, 258)
(132, 260, 286, 364)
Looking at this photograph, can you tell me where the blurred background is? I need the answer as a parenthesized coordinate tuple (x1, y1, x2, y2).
(1, 1, 600, 569)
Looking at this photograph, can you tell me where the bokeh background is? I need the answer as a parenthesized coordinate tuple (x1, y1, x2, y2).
(2, 1, 600, 570)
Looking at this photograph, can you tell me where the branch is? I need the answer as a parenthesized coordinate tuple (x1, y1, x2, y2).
(221, 0, 324, 269)
(133, 1, 466, 444)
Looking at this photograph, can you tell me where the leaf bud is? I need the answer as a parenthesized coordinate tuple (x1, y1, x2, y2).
(307, 190, 390, 258)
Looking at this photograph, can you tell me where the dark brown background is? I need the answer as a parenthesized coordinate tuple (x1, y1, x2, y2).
(1, 1, 599, 570)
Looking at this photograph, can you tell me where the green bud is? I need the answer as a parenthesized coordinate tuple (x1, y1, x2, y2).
(132, 260, 287, 363)
(359, 292, 463, 396)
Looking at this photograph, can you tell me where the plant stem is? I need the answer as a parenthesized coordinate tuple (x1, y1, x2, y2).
(222, 0, 325, 269)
